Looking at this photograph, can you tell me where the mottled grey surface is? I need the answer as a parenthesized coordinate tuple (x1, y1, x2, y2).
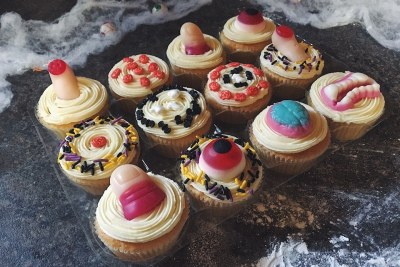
(0, 0, 399, 266)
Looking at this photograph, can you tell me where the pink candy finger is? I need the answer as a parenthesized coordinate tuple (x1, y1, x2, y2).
(271, 25, 308, 62)
(48, 59, 80, 100)
(180, 22, 211, 55)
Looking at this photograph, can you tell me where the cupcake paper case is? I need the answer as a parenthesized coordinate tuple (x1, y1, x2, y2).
(249, 100, 330, 176)
(220, 8, 275, 63)
(259, 25, 324, 100)
(57, 115, 140, 195)
(135, 85, 212, 157)
(204, 62, 272, 124)
(95, 165, 189, 262)
(307, 71, 385, 141)
(179, 134, 264, 215)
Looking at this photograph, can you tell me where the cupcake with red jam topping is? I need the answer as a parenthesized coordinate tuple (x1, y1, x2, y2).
(95, 164, 189, 262)
(57, 115, 140, 195)
(220, 8, 275, 63)
(166, 22, 225, 87)
(259, 25, 324, 100)
(249, 100, 330, 175)
(36, 59, 109, 138)
(204, 62, 272, 124)
(307, 71, 385, 141)
(108, 54, 172, 108)
(179, 134, 264, 211)
(135, 85, 212, 157)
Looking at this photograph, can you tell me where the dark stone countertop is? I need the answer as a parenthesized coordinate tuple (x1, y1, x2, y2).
(0, 0, 399, 266)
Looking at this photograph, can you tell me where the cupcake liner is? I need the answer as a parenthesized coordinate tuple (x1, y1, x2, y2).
(94, 198, 190, 262)
(144, 117, 213, 158)
(261, 66, 319, 100)
(249, 126, 331, 176)
(35, 102, 110, 140)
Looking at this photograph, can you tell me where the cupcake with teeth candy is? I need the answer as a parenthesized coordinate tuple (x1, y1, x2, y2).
(36, 59, 109, 138)
(249, 100, 330, 175)
(220, 8, 276, 63)
(57, 115, 140, 195)
(179, 134, 264, 213)
(166, 22, 225, 88)
(307, 71, 385, 141)
(135, 85, 212, 157)
(259, 25, 324, 100)
(95, 164, 189, 262)
(204, 62, 272, 124)
(108, 54, 172, 109)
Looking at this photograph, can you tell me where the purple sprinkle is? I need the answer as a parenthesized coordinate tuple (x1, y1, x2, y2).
(312, 56, 316, 62)
(195, 150, 201, 163)
(209, 186, 219, 194)
(58, 140, 66, 149)
(298, 65, 304, 75)
(64, 155, 81, 161)
(307, 63, 312, 71)
(125, 130, 129, 135)
(111, 116, 123, 125)
(93, 159, 109, 163)
(268, 54, 273, 62)
(285, 65, 289, 71)
(249, 188, 254, 195)
(125, 149, 129, 157)
(184, 159, 191, 167)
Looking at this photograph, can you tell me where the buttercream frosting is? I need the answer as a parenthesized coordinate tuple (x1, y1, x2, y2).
(136, 86, 211, 139)
(259, 43, 324, 79)
(108, 54, 170, 98)
(37, 77, 108, 125)
(58, 116, 139, 181)
(309, 72, 385, 124)
(96, 173, 186, 243)
(252, 102, 328, 153)
(166, 34, 224, 69)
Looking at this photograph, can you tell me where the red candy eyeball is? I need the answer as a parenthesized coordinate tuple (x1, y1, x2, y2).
(127, 62, 138, 70)
(210, 71, 220, 80)
(258, 80, 269, 89)
(148, 62, 159, 72)
(111, 68, 122, 79)
(237, 8, 264, 25)
(123, 57, 134, 63)
(246, 86, 259, 96)
(134, 67, 144, 75)
(91, 136, 107, 148)
(215, 65, 227, 72)
(201, 138, 243, 170)
(154, 70, 165, 79)
(209, 82, 220, 91)
(227, 62, 240, 67)
(234, 93, 247, 102)
(219, 90, 233, 100)
(253, 68, 264, 76)
(123, 74, 134, 83)
(139, 54, 149, 64)
(140, 77, 150, 87)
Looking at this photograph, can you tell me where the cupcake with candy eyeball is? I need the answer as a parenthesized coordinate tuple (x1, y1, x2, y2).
(220, 8, 275, 63)
(249, 100, 330, 175)
(36, 59, 109, 139)
(57, 115, 140, 195)
(307, 71, 385, 141)
(166, 22, 225, 88)
(135, 85, 212, 158)
(108, 54, 172, 109)
(95, 164, 189, 262)
(179, 133, 264, 213)
(204, 62, 272, 124)
(259, 25, 324, 100)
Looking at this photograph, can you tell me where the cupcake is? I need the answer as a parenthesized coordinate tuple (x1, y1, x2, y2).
(135, 85, 212, 157)
(249, 100, 330, 175)
(220, 8, 275, 63)
(204, 62, 272, 124)
(179, 134, 264, 213)
(108, 54, 172, 109)
(36, 59, 109, 138)
(307, 71, 385, 141)
(259, 25, 324, 100)
(166, 22, 225, 89)
(57, 115, 140, 195)
(95, 164, 189, 262)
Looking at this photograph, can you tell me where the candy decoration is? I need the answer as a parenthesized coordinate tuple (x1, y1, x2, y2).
(271, 25, 308, 62)
(152, 3, 168, 15)
(110, 165, 166, 220)
(100, 22, 116, 37)
(48, 59, 80, 100)
(320, 72, 381, 111)
(199, 138, 246, 182)
(91, 136, 107, 148)
(180, 22, 211, 55)
(266, 100, 312, 138)
(235, 8, 267, 33)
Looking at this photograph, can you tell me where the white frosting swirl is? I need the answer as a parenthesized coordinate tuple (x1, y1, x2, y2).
(58, 117, 139, 181)
(166, 34, 224, 69)
(222, 16, 275, 44)
(309, 72, 385, 124)
(108, 54, 170, 98)
(136, 87, 211, 139)
(259, 43, 324, 79)
(37, 77, 108, 125)
(252, 103, 328, 153)
(96, 173, 186, 243)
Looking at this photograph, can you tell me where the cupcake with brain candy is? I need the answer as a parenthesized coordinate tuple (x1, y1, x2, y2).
(259, 25, 324, 100)
(36, 59, 109, 138)
(95, 164, 189, 262)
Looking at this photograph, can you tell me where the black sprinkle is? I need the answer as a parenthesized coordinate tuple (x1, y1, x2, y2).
(99, 161, 104, 171)
(184, 178, 190, 184)
(271, 60, 277, 65)
(237, 188, 245, 193)
(72, 159, 81, 169)
(205, 180, 209, 190)
(59, 154, 65, 160)
(117, 152, 122, 158)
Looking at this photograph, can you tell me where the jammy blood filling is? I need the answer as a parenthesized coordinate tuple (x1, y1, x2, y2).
(199, 138, 246, 182)
(321, 72, 381, 111)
